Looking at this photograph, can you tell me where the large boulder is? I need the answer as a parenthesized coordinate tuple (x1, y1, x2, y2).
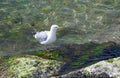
(0, 55, 64, 78)
(56, 57, 120, 78)
(81, 57, 120, 78)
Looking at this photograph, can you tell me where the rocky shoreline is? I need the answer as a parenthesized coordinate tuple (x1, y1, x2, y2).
(1, 56, 120, 78)
(0, 42, 120, 78)
(0, 0, 120, 78)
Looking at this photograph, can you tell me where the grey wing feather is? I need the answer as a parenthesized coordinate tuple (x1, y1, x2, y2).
(34, 31, 49, 42)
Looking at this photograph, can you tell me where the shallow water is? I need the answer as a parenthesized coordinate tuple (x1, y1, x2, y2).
(0, 0, 120, 56)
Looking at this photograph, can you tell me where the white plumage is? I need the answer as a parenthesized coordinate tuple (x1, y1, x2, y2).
(34, 25, 59, 44)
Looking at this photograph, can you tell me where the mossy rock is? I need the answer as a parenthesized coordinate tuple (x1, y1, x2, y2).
(35, 50, 63, 60)
(106, 57, 120, 67)
(5, 55, 64, 78)
(81, 57, 120, 78)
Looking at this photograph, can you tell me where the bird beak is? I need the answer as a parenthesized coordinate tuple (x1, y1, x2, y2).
(58, 26, 62, 28)
(57, 27, 63, 32)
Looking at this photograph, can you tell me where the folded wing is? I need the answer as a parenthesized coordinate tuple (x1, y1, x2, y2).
(34, 31, 49, 42)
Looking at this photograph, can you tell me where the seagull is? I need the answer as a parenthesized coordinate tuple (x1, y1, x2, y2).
(33, 25, 59, 44)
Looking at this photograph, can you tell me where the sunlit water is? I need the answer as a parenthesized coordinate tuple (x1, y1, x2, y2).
(0, 0, 120, 56)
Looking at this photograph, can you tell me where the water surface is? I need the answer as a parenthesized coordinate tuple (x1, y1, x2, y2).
(0, 0, 120, 56)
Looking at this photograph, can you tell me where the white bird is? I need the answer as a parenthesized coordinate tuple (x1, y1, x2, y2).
(34, 25, 59, 44)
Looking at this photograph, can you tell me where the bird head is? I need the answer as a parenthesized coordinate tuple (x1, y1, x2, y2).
(51, 25, 60, 30)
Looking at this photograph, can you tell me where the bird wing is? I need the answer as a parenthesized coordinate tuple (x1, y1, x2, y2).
(34, 31, 49, 42)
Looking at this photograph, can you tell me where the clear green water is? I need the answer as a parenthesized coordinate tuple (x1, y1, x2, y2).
(0, 0, 120, 55)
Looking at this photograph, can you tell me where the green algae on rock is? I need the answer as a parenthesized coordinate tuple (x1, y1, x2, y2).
(35, 50, 63, 60)
(7, 55, 64, 78)
(81, 57, 120, 78)
(56, 57, 120, 78)
(70, 43, 105, 66)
